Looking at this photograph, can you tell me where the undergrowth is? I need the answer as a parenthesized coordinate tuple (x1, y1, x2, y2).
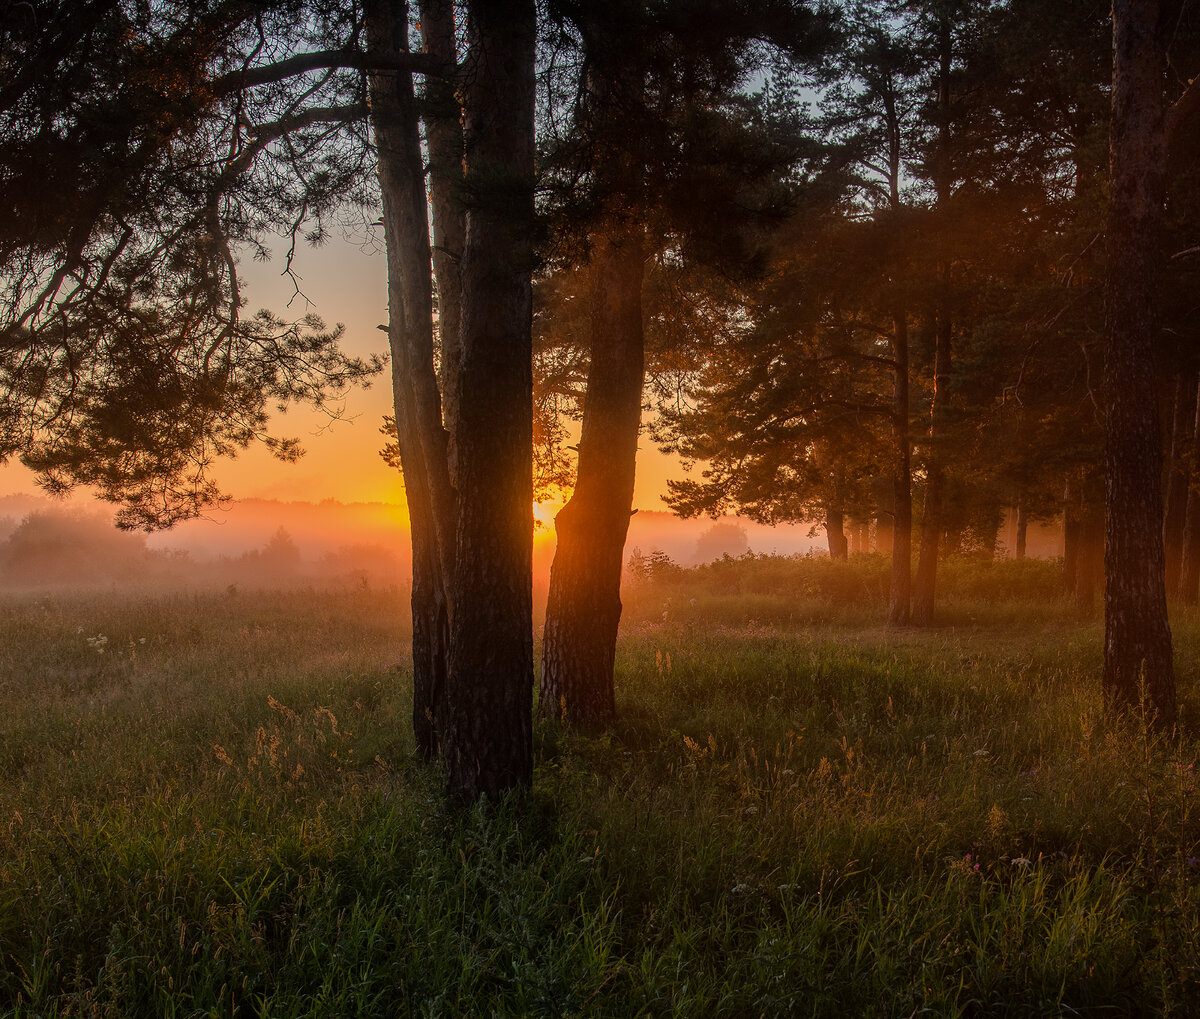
(0, 562, 1197, 1016)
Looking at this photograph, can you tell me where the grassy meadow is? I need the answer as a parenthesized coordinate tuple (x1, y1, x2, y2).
(1, 555, 1199, 1016)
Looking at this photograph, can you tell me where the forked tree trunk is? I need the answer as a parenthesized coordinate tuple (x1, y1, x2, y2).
(1103, 0, 1175, 717)
(540, 228, 646, 726)
(1162, 371, 1195, 593)
(443, 0, 537, 799)
(366, 0, 454, 760)
(889, 311, 912, 625)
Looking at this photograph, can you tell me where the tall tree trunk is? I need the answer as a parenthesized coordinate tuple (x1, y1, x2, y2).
(1063, 478, 1080, 594)
(419, 0, 465, 458)
(1015, 501, 1028, 559)
(540, 228, 646, 726)
(366, 0, 454, 761)
(443, 0, 537, 800)
(912, 467, 942, 625)
(888, 314, 912, 625)
(825, 505, 849, 561)
(1179, 375, 1200, 602)
(1164, 370, 1197, 593)
(912, 19, 953, 629)
(1075, 489, 1103, 613)
(912, 307, 950, 626)
(875, 507, 895, 556)
(1103, 0, 1175, 717)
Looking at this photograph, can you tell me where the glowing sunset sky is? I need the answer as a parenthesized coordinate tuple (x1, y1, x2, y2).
(0, 232, 678, 514)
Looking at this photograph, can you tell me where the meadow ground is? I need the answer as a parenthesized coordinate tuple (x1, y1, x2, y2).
(1, 555, 1198, 1016)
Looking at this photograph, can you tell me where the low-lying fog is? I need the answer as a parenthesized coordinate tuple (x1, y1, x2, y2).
(0, 493, 832, 593)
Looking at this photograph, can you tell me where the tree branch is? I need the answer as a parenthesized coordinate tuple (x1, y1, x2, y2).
(218, 103, 367, 185)
(210, 48, 445, 98)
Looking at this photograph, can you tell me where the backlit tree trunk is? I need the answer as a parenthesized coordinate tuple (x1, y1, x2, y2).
(889, 310, 912, 625)
(1102, 0, 1174, 717)
(1063, 478, 1080, 594)
(366, 0, 454, 760)
(540, 228, 646, 726)
(825, 505, 849, 561)
(1015, 501, 1028, 559)
(1076, 494, 1103, 614)
(912, 19, 952, 629)
(443, 0, 537, 798)
(912, 304, 949, 626)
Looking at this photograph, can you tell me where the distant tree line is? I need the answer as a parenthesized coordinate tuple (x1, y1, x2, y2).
(0, 511, 404, 587)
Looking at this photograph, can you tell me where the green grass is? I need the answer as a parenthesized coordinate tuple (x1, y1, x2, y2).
(1, 559, 1199, 1016)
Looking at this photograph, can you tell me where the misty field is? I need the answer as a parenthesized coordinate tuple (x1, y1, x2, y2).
(2, 556, 1199, 1016)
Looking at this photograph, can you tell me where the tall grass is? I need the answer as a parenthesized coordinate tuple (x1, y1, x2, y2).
(1, 560, 1198, 1015)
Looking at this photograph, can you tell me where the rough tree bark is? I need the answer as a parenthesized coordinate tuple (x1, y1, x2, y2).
(1102, 0, 1174, 717)
(540, 227, 646, 726)
(443, 0, 538, 799)
(365, 0, 455, 760)
(888, 309, 912, 625)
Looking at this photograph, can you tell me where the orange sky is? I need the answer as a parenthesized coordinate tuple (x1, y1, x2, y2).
(0, 233, 679, 516)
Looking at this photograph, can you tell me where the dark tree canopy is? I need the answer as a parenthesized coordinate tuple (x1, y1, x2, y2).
(0, 0, 393, 527)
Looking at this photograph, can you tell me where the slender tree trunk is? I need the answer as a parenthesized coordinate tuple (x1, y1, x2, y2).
(912, 466, 942, 625)
(1075, 493, 1103, 613)
(540, 228, 645, 726)
(825, 506, 849, 561)
(1063, 479, 1080, 594)
(889, 311, 911, 625)
(876, 508, 895, 556)
(912, 306, 950, 626)
(1103, 0, 1175, 717)
(1179, 375, 1200, 601)
(1164, 370, 1197, 593)
(366, 0, 454, 760)
(443, 0, 537, 800)
(912, 20, 953, 629)
(1015, 501, 1028, 559)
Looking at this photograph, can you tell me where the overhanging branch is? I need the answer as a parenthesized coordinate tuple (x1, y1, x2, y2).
(210, 48, 445, 98)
